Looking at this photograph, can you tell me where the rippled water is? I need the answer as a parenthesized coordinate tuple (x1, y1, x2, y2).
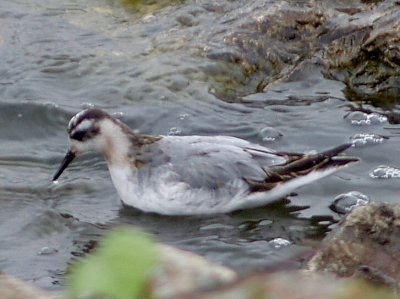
(1, 0, 400, 290)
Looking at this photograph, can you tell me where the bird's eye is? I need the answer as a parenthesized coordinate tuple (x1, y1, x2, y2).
(70, 130, 86, 141)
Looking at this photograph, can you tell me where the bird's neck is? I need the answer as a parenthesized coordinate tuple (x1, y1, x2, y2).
(99, 119, 161, 166)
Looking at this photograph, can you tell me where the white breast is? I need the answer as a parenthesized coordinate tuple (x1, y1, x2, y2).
(107, 164, 255, 215)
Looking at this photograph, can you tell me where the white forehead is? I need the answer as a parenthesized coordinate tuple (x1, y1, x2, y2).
(68, 110, 89, 130)
(73, 119, 93, 133)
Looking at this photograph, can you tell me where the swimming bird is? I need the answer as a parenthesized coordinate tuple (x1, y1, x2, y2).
(53, 109, 359, 215)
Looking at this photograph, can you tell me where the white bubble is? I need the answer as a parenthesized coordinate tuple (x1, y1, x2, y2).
(112, 112, 124, 118)
(347, 111, 387, 126)
(370, 165, 400, 179)
(178, 113, 190, 121)
(259, 126, 283, 142)
(331, 191, 370, 214)
(350, 133, 385, 147)
(81, 102, 94, 109)
(37, 246, 58, 256)
(269, 238, 291, 248)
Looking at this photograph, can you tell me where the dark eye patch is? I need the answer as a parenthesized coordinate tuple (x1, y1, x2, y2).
(70, 130, 86, 141)
(70, 127, 100, 142)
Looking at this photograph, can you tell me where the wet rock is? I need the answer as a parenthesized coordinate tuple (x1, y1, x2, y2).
(308, 203, 400, 290)
(64, 0, 400, 103)
(198, 0, 399, 103)
(120, 0, 184, 15)
(324, 0, 400, 104)
(207, 0, 400, 102)
(208, 6, 329, 100)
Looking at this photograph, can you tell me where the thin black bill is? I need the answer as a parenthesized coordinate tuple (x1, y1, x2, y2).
(53, 150, 76, 181)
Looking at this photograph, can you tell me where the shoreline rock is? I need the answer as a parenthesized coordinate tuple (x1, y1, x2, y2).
(308, 202, 400, 291)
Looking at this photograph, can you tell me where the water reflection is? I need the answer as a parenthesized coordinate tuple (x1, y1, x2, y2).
(116, 199, 327, 272)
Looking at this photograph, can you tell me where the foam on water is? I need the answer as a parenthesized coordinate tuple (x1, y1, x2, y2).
(370, 165, 400, 179)
(269, 238, 291, 248)
(350, 133, 385, 147)
(347, 111, 388, 125)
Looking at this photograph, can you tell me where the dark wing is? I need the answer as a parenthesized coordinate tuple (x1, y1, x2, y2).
(245, 144, 359, 192)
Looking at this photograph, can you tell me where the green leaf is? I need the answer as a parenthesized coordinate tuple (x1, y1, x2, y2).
(68, 227, 156, 299)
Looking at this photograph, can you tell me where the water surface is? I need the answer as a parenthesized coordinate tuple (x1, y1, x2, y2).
(0, 0, 399, 289)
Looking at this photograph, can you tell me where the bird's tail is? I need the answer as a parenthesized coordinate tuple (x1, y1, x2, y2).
(247, 144, 359, 192)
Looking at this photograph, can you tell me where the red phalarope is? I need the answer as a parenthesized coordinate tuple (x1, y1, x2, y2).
(53, 109, 359, 215)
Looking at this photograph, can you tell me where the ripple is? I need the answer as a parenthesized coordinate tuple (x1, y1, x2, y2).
(37, 246, 58, 256)
(330, 191, 370, 214)
(167, 126, 182, 136)
(369, 165, 400, 179)
(200, 223, 235, 231)
(347, 111, 388, 125)
(81, 102, 95, 109)
(350, 133, 386, 147)
(259, 126, 283, 142)
(178, 113, 190, 121)
(0, 101, 70, 143)
(112, 112, 125, 118)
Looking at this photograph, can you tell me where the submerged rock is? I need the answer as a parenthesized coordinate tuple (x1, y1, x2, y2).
(308, 203, 400, 290)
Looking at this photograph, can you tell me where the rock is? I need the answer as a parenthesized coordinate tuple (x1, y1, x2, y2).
(152, 245, 237, 298)
(308, 203, 400, 290)
(0, 274, 62, 299)
(203, 0, 400, 103)
(64, 0, 400, 103)
(178, 271, 395, 299)
(324, 0, 400, 104)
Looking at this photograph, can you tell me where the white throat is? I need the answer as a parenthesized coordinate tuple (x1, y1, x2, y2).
(99, 119, 132, 165)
